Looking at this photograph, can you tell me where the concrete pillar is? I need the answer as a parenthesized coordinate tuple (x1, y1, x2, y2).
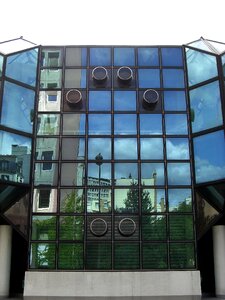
(213, 225, 225, 298)
(0, 225, 12, 297)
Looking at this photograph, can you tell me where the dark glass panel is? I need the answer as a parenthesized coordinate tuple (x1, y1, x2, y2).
(59, 216, 84, 240)
(62, 114, 86, 135)
(87, 188, 111, 213)
(88, 114, 111, 135)
(186, 48, 218, 86)
(167, 163, 191, 185)
(165, 114, 188, 135)
(89, 91, 111, 111)
(88, 138, 111, 160)
(222, 54, 225, 76)
(168, 189, 192, 212)
(142, 216, 166, 240)
(33, 188, 57, 213)
(137, 48, 159, 66)
(190, 81, 223, 133)
(114, 138, 137, 160)
(114, 91, 136, 111)
(198, 184, 225, 211)
(40, 69, 62, 89)
(38, 91, 61, 112)
(114, 114, 137, 135)
(65, 47, 87, 66)
(142, 189, 166, 213)
(114, 243, 139, 269)
(141, 163, 165, 186)
(65, 69, 86, 88)
(170, 243, 195, 269)
(114, 188, 138, 213)
(138, 69, 160, 88)
(37, 114, 60, 135)
(193, 130, 225, 183)
(1, 81, 35, 133)
(86, 243, 111, 269)
(164, 91, 186, 111)
(140, 114, 162, 135)
(36, 138, 59, 160)
(90, 48, 111, 66)
(114, 48, 135, 66)
(61, 138, 85, 160)
(163, 69, 185, 88)
(58, 243, 83, 269)
(140, 138, 163, 159)
(0, 55, 4, 77)
(143, 243, 167, 269)
(169, 215, 194, 240)
(41, 48, 62, 67)
(87, 163, 111, 186)
(60, 163, 85, 186)
(6, 48, 38, 86)
(31, 216, 56, 240)
(30, 243, 56, 269)
(114, 163, 138, 186)
(34, 163, 58, 186)
(166, 138, 189, 160)
(161, 47, 183, 66)
(60, 189, 84, 213)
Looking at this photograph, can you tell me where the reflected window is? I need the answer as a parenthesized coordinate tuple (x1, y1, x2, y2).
(88, 114, 111, 135)
(164, 91, 186, 111)
(1, 81, 35, 133)
(65, 47, 87, 66)
(40, 69, 62, 89)
(138, 69, 160, 88)
(88, 138, 111, 159)
(168, 189, 192, 212)
(37, 114, 60, 135)
(62, 114, 85, 135)
(41, 48, 62, 67)
(61, 163, 85, 186)
(114, 188, 138, 213)
(114, 48, 135, 66)
(114, 114, 137, 135)
(30, 243, 56, 269)
(60, 189, 84, 213)
(34, 163, 58, 186)
(65, 69, 86, 88)
(59, 216, 84, 240)
(161, 47, 183, 66)
(62, 138, 85, 160)
(31, 216, 56, 240)
(140, 114, 162, 135)
(114, 91, 136, 111)
(114, 163, 138, 186)
(137, 48, 159, 66)
(87, 163, 111, 186)
(193, 130, 225, 183)
(142, 216, 166, 240)
(33, 188, 57, 213)
(165, 114, 188, 135)
(140, 138, 163, 159)
(90, 48, 111, 66)
(142, 189, 166, 213)
(163, 69, 185, 88)
(89, 91, 111, 111)
(141, 163, 164, 186)
(36, 138, 59, 160)
(167, 163, 191, 185)
(38, 91, 61, 111)
(114, 138, 137, 159)
(190, 81, 223, 133)
(87, 188, 111, 213)
(166, 138, 189, 160)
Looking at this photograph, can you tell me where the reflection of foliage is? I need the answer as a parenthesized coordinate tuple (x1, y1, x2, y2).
(61, 189, 84, 213)
(172, 198, 192, 212)
(58, 244, 83, 269)
(115, 243, 139, 269)
(143, 244, 167, 269)
(59, 216, 84, 240)
(86, 243, 111, 269)
(142, 216, 166, 240)
(31, 243, 55, 269)
(32, 216, 56, 240)
(170, 243, 195, 269)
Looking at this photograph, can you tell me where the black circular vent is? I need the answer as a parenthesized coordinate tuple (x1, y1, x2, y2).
(118, 218, 136, 236)
(90, 218, 108, 236)
(66, 89, 82, 105)
(143, 89, 159, 105)
(117, 67, 133, 82)
(92, 66, 108, 82)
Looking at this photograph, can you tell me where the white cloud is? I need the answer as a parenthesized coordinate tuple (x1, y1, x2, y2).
(195, 156, 225, 183)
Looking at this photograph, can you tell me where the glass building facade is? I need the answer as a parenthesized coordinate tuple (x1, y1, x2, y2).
(0, 37, 225, 282)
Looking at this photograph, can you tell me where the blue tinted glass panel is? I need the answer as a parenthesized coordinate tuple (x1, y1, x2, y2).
(164, 91, 186, 111)
(114, 114, 137, 135)
(88, 114, 111, 135)
(168, 189, 192, 212)
(140, 114, 162, 135)
(62, 114, 85, 135)
(0, 131, 31, 183)
(114, 138, 137, 159)
(186, 49, 218, 86)
(114, 163, 138, 186)
(114, 48, 135, 66)
(138, 69, 160, 88)
(137, 48, 159, 66)
(190, 81, 223, 133)
(165, 114, 188, 135)
(0, 55, 4, 76)
(141, 163, 164, 186)
(1, 81, 35, 133)
(88, 138, 111, 159)
(163, 69, 185, 88)
(193, 130, 225, 183)
(114, 91, 136, 111)
(167, 163, 191, 185)
(140, 138, 163, 159)
(161, 48, 183, 66)
(6, 48, 38, 87)
(90, 48, 111, 66)
(89, 91, 111, 111)
(166, 138, 189, 160)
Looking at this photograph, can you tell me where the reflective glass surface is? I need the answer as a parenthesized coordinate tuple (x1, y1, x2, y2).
(142, 216, 166, 240)
(33, 188, 57, 213)
(34, 163, 58, 186)
(193, 130, 225, 183)
(6, 48, 38, 86)
(87, 188, 111, 212)
(61, 163, 85, 186)
(114, 188, 138, 213)
(62, 138, 85, 160)
(58, 244, 83, 269)
(114, 163, 138, 185)
(41, 48, 62, 67)
(30, 243, 56, 269)
(190, 81, 223, 133)
(163, 69, 185, 88)
(59, 216, 84, 240)
(142, 189, 166, 213)
(140, 138, 163, 159)
(143, 243, 167, 269)
(114, 243, 139, 269)
(161, 47, 183, 66)
(88, 114, 111, 135)
(40, 69, 62, 89)
(62, 114, 85, 135)
(86, 243, 111, 269)
(1, 81, 35, 133)
(88, 138, 111, 159)
(90, 48, 111, 66)
(186, 48, 218, 86)
(38, 91, 61, 112)
(65, 47, 87, 66)
(137, 48, 159, 66)
(114, 91, 136, 111)
(37, 114, 60, 135)
(36, 138, 59, 160)
(168, 189, 192, 212)
(170, 243, 195, 268)
(166, 138, 189, 160)
(169, 215, 194, 240)
(87, 163, 111, 186)
(114, 138, 137, 159)
(138, 69, 160, 88)
(164, 91, 186, 111)
(31, 216, 56, 240)
(65, 69, 86, 88)
(114, 48, 135, 66)
(60, 189, 84, 213)
(165, 114, 188, 135)
(114, 114, 137, 135)
(167, 163, 191, 185)
(141, 163, 164, 186)
(0, 55, 4, 76)
(140, 114, 162, 135)
(222, 54, 225, 76)
(89, 91, 111, 111)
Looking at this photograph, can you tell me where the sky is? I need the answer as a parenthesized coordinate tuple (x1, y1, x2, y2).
(1, 0, 225, 46)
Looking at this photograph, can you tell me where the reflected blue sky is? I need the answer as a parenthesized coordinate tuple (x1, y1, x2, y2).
(137, 48, 159, 66)
(0, 130, 31, 154)
(140, 138, 164, 159)
(88, 114, 111, 135)
(114, 48, 135, 66)
(114, 138, 137, 159)
(161, 47, 183, 67)
(167, 163, 191, 185)
(140, 114, 162, 135)
(166, 138, 189, 160)
(168, 188, 192, 212)
(89, 91, 111, 111)
(88, 138, 111, 159)
(138, 69, 160, 88)
(164, 91, 186, 111)
(165, 114, 188, 135)
(163, 69, 185, 88)
(90, 47, 111, 66)
(114, 91, 136, 111)
(114, 114, 136, 135)
(141, 163, 164, 185)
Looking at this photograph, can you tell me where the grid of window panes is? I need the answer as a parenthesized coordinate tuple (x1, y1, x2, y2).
(30, 46, 196, 271)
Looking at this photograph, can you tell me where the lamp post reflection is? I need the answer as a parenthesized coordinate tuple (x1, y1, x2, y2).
(95, 153, 103, 212)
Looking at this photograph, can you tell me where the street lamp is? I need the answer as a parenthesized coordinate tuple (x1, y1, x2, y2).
(95, 153, 103, 212)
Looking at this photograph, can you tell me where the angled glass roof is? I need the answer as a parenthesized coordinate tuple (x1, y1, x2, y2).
(186, 37, 225, 54)
(0, 36, 37, 55)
